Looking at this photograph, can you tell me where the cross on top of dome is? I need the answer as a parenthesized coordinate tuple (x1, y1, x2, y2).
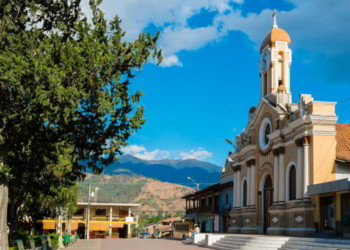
(272, 9, 278, 28)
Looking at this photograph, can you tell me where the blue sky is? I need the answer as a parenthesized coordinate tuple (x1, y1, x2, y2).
(83, 0, 350, 166)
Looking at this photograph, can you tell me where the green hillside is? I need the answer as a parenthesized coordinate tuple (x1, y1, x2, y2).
(78, 174, 194, 215)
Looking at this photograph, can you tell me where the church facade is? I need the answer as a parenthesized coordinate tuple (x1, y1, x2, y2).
(221, 11, 350, 237)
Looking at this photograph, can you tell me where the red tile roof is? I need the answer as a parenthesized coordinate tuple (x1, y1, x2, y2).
(336, 124, 350, 162)
(160, 217, 182, 223)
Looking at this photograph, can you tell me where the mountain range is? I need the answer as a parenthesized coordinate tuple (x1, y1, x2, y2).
(100, 154, 222, 189)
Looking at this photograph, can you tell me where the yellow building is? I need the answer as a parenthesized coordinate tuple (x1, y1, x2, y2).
(222, 10, 350, 237)
(39, 202, 140, 239)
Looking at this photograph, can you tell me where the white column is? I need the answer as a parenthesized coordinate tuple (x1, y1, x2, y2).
(283, 54, 289, 91)
(250, 165, 256, 206)
(273, 150, 279, 203)
(236, 168, 241, 208)
(303, 137, 310, 198)
(87, 207, 90, 239)
(278, 148, 285, 203)
(233, 171, 236, 208)
(296, 139, 303, 200)
(128, 208, 131, 237)
(247, 166, 251, 206)
(109, 207, 112, 239)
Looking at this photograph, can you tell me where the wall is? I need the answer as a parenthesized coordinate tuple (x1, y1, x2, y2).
(220, 187, 233, 212)
(336, 162, 350, 181)
(312, 135, 337, 184)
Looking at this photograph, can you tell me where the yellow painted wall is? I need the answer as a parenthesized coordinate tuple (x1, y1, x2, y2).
(312, 135, 337, 184)
(308, 103, 334, 115)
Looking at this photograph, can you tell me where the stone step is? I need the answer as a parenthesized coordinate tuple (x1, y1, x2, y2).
(182, 239, 193, 244)
(223, 236, 290, 242)
(282, 241, 350, 249)
(210, 245, 238, 250)
(213, 241, 281, 249)
(219, 238, 288, 244)
(279, 246, 342, 250)
(196, 239, 206, 247)
(215, 240, 285, 247)
(288, 237, 350, 245)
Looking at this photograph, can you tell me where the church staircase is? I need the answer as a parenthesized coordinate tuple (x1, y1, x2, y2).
(208, 235, 350, 250)
(210, 235, 289, 250)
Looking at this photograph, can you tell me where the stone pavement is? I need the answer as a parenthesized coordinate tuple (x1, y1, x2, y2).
(65, 238, 204, 250)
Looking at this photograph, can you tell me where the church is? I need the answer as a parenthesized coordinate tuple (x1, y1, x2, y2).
(221, 10, 350, 237)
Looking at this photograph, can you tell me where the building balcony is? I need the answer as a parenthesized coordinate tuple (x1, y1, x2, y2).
(186, 208, 198, 214)
(199, 206, 212, 213)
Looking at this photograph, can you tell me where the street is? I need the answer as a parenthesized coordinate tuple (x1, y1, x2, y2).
(65, 239, 203, 250)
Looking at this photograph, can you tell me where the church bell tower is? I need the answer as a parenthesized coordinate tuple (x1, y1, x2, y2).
(260, 10, 292, 106)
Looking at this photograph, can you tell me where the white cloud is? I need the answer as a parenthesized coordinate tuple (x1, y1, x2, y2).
(121, 144, 170, 160)
(215, 0, 350, 55)
(179, 148, 213, 161)
(121, 145, 146, 155)
(82, 0, 350, 70)
(160, 55, 183, 67)
(159, 26, 219, 56)
(134, 149, 171, 161)
(81, 0, 243, 67)
(121, 145, 213, 161)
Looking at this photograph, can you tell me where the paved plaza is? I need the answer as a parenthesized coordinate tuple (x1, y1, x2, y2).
(65, 239, 203, 250)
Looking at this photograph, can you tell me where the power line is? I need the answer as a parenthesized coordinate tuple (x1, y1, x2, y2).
(338, 97, 350, 104)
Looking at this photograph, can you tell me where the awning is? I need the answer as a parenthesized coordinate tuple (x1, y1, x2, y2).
(308, 178, 350, 196)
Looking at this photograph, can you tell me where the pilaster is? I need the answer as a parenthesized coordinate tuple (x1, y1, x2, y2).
(303, 136, 311, 199)
(295, 139, 304, 200)
(278, 147, 285, 203)
(273, 149, 279, 204)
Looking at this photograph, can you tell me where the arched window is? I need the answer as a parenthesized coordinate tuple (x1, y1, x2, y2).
(243, 180, 248, 207)
(289, 165, 296, 201)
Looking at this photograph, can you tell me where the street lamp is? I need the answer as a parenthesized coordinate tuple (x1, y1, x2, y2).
(87, 185, 99, 239)
(187, 176, 199, 191)
(225, 139, 236, 153)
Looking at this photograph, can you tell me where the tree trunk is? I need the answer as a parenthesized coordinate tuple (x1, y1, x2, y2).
(0, 182, 9, 249)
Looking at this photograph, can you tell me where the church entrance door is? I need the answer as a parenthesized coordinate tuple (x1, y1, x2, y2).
(263, 175, 273, 234)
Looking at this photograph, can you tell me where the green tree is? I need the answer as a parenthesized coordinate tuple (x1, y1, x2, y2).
(0, 0, 162, 247)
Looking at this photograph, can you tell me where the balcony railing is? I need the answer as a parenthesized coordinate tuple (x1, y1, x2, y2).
(199, 206, 212, 213)
(186, 208, 197, 214)
(72, 216, 127, 222)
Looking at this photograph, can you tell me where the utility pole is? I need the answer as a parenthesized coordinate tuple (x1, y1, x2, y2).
(87, 184, 91, 239)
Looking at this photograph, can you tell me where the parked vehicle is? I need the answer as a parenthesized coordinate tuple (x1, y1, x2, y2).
(140, 232, 149, 239)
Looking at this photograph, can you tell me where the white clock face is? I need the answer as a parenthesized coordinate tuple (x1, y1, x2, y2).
(259, 117, 272, 150)
(262, 52, 269, 72)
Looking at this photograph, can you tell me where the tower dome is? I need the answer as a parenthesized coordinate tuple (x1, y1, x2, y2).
(260, 27, 291, 53)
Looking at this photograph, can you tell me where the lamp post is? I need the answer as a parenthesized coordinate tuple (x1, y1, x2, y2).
(87, 185, 99, 239)
(225, 139, 236, 153)
(187, 176, 199, 191)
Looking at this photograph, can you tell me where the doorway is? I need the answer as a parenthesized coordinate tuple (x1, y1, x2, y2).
(342, 193, 350, 237)
(263, 175, 273, 234)
(320, 196, 336, 234)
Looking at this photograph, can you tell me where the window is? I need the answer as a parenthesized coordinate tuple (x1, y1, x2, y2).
(95, 209, 106, 216)
(75, 208, 84, 216)
(214, 195, 220, 209)
(175, 224, 189, 232)
(264, 123, 271, 144)
(200, 199, 206, 207)
(225, 194, 229, 205)
(243, 180, 248, 207)
(289, 165, 296, 201)
(208, 197, 213, 206)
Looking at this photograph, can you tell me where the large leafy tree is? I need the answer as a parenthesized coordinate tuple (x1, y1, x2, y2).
(0, 0, 162, 247)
